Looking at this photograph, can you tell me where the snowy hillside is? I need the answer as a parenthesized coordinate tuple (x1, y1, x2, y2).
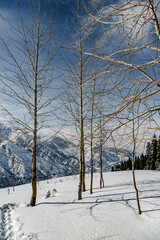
(0, 131, 79, 188)
(0, 171, 160, 240)
(0, 123, 131, 188)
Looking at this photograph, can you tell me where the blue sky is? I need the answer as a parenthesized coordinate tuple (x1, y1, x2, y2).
(0, 0, 75, 21)
(0, 0, 160, 153)
(0, 0, 77, 38)
(0, 0, 92, 130)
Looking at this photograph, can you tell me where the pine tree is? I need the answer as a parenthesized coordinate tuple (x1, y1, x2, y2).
(146, 134, 157, 170)
(150, 134, 157, 170)
(123, 161, 128, 170)
(127, 157, 132, 170)
(139, 154, 146, 169)
(135, 156, 140, 170)
(121, 161, 124, 170)
(115, 164, 121, 171)
(146, 142, 152, 169)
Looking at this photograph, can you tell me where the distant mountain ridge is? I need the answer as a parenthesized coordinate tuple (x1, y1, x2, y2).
(0, 123, 131, 188)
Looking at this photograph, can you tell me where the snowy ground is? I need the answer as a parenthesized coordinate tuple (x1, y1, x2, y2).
(0, 171, 160, 240)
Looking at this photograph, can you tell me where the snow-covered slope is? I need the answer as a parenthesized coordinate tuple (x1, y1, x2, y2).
(0, 171, 160, 240)
(0, 133, 79, 188)
(0, 123, 131, 188)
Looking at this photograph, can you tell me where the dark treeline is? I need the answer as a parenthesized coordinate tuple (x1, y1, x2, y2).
(112, 134, 160, 171)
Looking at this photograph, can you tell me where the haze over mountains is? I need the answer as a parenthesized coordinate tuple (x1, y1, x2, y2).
(0, 123, 131, 188)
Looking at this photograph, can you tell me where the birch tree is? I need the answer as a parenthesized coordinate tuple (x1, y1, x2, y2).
(59, 0, 100, 200)
(0, 0, 58, 206)
(87, 65, 108, 193)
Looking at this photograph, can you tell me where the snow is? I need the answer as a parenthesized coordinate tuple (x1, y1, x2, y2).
(0, 122, 132, 188)
(0, 170, 160, 240)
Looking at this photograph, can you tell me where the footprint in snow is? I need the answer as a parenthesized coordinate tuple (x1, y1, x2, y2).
(0, 203, 38, 240)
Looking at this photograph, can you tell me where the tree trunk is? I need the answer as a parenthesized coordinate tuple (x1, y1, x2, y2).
(90, 80, 95, 194)
(132, 118, 141, 215)
(100, 141, 104, 188)
(90, 128, 93, 194)
(30, 136, 37, 206)
(132, 162, 141, 215)
(78, 139, 83, 200)
(82, 141, 86, 191)
(30, 79, 38, 206)
(100, 116, 104, 188)
(30, 80, 38, 206)
(30, 12, 39, 206)
(78, 30, 85, 198)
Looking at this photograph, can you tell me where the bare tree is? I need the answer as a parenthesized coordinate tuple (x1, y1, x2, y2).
(87, 69, 108, 193)
(58, 0, 100, 200)
(0, 0, 58, 206)
(83, 0, 160, 130)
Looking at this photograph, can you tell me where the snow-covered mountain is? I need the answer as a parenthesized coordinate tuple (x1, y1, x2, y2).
(0, 123, 131, 188)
